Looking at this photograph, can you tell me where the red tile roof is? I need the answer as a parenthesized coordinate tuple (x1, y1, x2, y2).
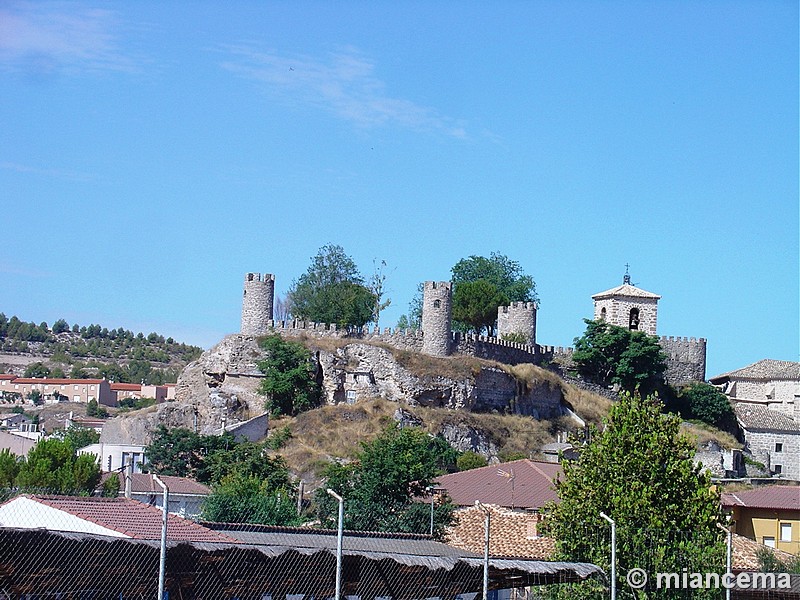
(722, 486, 800, 511)
(13, 378, 105, 385)
(110, 383, 141, 391)
(435, 459, 561, 509)
(11, 495, 237, 543)
(0, 374, 17, 380)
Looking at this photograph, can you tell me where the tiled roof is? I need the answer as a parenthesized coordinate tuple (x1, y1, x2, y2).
(734, 403, 800, 432)
(445, 504, 555, 560)
(12, 378, 105, 385)
(101, 473, 212, 496)
(435, 459, 561, 509)
(731, 533, 797, 571)
(722, 486, 800, 511)
(13, 495, 238, 543)
(591, 283, 661, 300)
(712, 360, 800, 382)
(110, 383, 141, 391)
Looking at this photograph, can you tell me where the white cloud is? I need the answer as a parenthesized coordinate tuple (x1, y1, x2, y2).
(0, 2, 135, 75)
(220, 45, 468, 136)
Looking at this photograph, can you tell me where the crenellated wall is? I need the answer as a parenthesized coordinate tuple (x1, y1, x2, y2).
(241, 273, 274, 336)
(497, 301, 537, 346)
(660, 336, 707, 384)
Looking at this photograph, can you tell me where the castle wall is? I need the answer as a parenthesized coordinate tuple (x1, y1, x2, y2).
(241, 273, 274, 336)
(497, 302, 537, 345)
(454, 333, 540, 366)
(595, 296, 658, 335)
(660, 336, 706, 384)
(421, 281, 453, 357)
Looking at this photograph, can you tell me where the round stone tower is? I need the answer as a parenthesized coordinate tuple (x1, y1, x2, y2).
(497, 301, 537, 345)
(241, 272, 275, 336)
(421, 281, 453, 357)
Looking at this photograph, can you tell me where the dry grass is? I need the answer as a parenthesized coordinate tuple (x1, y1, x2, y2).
(271, 398, 398, 485)
(562, 386, 612, 427)
(680, 421, 741, 450)
(381, 345, 493, 381)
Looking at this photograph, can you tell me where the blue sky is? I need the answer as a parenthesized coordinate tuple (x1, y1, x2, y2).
(1, 1, 797, 379)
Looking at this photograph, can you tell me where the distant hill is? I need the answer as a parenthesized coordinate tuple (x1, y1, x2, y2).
(0, 313, 203, 384)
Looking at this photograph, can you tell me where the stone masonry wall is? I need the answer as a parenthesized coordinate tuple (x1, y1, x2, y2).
(661, 336, 706, 384)
(421, 281, 453, 357)
(241, 273, 274, 336)
(595, 296, 658, 335)
(497, 302, 537, 346)
(744, 429, 800, 481)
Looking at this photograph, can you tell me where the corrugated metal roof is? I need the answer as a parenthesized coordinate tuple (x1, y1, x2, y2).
(722, 486, 800, 510)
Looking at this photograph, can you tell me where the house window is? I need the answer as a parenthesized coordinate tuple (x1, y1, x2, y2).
(775, 443, 783, 453)
(764, 536, 776, 548)
(74, 385, 79, 390)
(780, 523, 792, 542)
(774, 464, 782, 474)
(345, 391, 357, 405)
(433, 300, 441, 309)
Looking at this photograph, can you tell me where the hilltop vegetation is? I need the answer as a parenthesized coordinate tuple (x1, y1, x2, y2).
(0, 313, 203, 384)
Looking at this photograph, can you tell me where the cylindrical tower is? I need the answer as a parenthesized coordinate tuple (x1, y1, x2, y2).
(421, 281, 452, 356)
(241, 272, 275, 336)
(497, 301, 537, 345)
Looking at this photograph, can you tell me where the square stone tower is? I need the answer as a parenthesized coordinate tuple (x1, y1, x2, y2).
(592, 273, 660, 335)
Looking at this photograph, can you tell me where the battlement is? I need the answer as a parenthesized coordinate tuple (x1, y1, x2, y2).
(500, 301, 537, 312)
(244, 272, 275, 283)
(659, 336, 707, 344)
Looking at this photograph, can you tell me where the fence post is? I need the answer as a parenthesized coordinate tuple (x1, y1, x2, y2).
(476, 501, 491, 600)
(600, 512, 615, 600)
(327, 489, 344, 600)
(153, 475, 169, 600)
(717, 522, 732, 600)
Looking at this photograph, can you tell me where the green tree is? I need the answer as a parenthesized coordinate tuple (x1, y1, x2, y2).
(23, 362, 51, 378)
(201, 473, 301, 525)
(60, 426, 101, 451)
(15, 438, 101, 494)
(544, 392, 724, 597)
(27, 389, 43, 406)
(86, 399, 109, 418)
(52, 319, 70, 334)
(0, 449, 20, 487)
(144, 426, 234, 483)
(288, 244, 378, 327)
(450, 252, 536, 334)
(677, 382, 733, 427)
(258, 335, 321, 417)
(456, 451, 488, 471)
(572, 319, 667, 396)
(452, 279, 509, 335)
(315, 425, 457, 537)
(101, 473, 121, 497)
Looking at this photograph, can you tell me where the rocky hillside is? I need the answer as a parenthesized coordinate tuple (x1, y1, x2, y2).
(0, 313, 202, 383)
(99, 333, 613, 483)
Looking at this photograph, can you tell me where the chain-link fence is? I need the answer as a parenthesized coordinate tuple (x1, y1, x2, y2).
(0, 491, 603, 600)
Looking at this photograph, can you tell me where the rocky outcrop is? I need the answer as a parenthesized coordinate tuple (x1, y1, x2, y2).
(103, 334, 567, 445)
(101, 335, 267, 444)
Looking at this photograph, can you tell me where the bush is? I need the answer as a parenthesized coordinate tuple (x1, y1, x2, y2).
(457, 451, 488, 471)
(678, 383, 733, 427)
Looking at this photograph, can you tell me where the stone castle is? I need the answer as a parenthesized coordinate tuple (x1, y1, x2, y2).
(240, 271, 706, 384)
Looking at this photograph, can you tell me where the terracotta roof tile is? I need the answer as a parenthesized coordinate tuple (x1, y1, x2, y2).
(446, 504, 555, 560)
(734, 403, 800, 432)
(435, 459, 560, 509)
(732, 533, 796, 571)
(591, 283, 661, 300)
(10, 495, 236, 543)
